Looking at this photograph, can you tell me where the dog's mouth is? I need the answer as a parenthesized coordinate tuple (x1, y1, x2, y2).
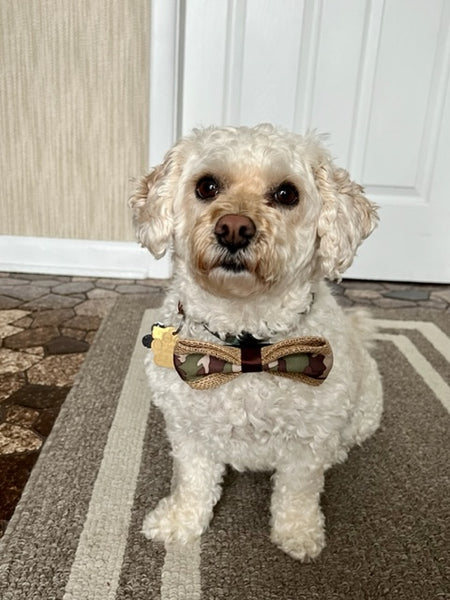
(192, 247, 274, 298)
(207, 245, 251, 274)
(216, 256, 248, 273)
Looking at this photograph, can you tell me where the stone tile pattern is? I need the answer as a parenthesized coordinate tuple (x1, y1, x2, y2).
(0, 272, 167, 537)
(0, 272, 449, 537)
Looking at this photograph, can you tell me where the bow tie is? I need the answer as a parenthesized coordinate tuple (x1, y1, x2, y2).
(143, 325, 333, 390)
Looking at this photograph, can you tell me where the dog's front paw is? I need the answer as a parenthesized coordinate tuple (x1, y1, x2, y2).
(142, 495, 208, 544)
(271, 510, 326, 562)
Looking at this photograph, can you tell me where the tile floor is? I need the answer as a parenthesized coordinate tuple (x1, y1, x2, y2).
(0, 271, 449, 536)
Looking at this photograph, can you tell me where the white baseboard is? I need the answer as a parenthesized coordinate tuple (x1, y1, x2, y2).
(0, 236, 171, 279)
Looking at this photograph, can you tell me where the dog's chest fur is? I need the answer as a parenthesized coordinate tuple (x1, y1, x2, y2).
(145, 283, 357, 470)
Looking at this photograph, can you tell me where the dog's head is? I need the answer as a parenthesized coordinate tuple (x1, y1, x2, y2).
(130, 124, 378, 298)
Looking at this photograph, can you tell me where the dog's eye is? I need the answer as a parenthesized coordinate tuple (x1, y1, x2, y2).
(195, 176, 220, 200)
(271, 182, 299, 207)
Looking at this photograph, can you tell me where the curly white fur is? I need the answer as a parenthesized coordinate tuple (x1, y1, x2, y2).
(130, 124, 383, 561)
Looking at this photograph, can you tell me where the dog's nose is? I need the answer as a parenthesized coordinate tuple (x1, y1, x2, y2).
(214, 214, 256, 253)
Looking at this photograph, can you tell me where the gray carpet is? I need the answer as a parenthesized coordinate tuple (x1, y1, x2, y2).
(0, 296, 449, 599)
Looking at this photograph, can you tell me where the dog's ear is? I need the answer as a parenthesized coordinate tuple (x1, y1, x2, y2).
(129, 148, 181, 258)
(314, 163, 378, 280)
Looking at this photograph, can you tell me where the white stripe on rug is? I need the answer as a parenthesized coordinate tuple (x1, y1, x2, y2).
(373, 319, 450, 362)
(161, 540, 201, 600)
(62, 309, 201, 600)
(374, 332, 450, 413)
(62, 309, 155, 600)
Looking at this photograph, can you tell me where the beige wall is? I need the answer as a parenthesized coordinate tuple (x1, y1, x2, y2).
(0, 0, 149, 241)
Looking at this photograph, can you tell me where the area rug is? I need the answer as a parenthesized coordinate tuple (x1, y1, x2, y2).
(0, 295, 449, 599)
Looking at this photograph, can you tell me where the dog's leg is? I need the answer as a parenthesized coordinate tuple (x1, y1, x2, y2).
(142, 445, 225, 544)
(270, 465, 326, 561)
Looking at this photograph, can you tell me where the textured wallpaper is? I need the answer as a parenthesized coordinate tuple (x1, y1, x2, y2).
(0, 0, 150, 241)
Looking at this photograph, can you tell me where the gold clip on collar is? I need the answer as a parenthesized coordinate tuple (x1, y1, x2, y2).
(142, 323, 179, 369)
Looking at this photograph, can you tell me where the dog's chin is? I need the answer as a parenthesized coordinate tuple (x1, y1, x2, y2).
(196, 262, 269, 299)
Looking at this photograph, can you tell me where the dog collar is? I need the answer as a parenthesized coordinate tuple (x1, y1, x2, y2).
(177, 293, 316, 346)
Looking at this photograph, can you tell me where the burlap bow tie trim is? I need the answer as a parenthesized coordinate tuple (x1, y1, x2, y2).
(143, 324, 333, 390)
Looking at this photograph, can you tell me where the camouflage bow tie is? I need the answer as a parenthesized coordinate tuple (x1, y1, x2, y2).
(143, 325, 333, 390)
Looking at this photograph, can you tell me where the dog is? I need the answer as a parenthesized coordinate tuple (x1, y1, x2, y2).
(129, 124, 383, 561)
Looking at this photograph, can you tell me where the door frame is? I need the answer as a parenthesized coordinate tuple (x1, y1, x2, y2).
(149, 0, 183, 165)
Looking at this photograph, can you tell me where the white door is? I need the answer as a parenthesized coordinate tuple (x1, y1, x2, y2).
(149, 0, 450, 283)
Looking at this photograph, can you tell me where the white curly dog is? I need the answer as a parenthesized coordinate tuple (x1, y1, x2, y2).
(130, 124, 383, 561)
